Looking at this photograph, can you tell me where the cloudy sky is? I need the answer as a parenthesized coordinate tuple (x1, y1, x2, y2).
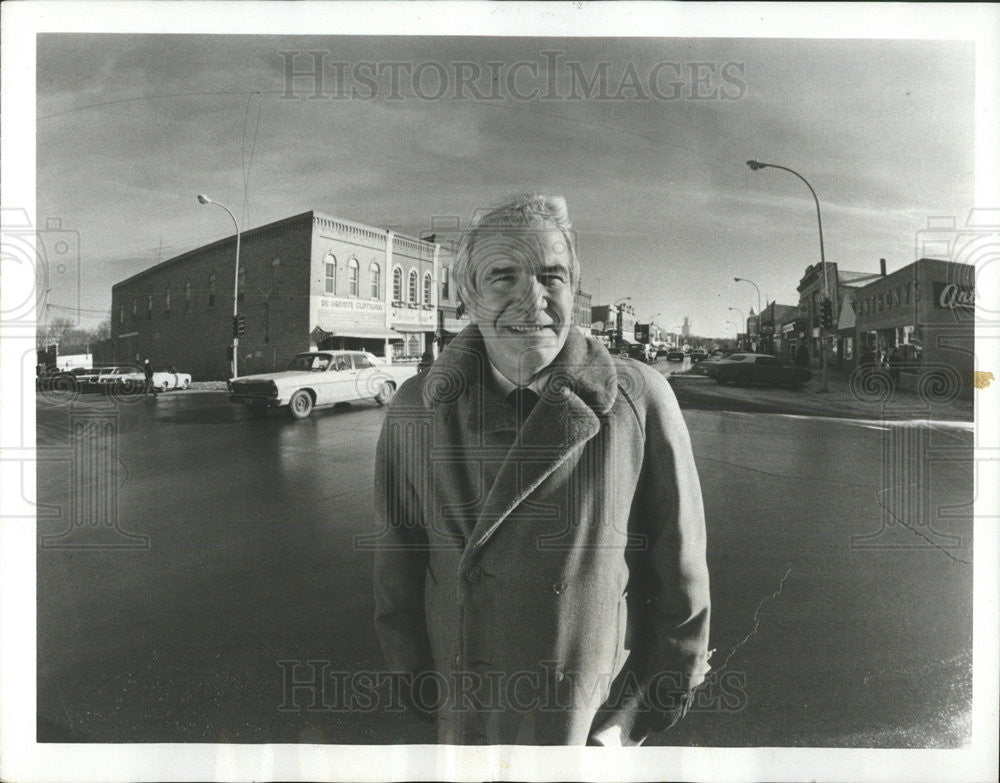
(35, 31, 976, 336)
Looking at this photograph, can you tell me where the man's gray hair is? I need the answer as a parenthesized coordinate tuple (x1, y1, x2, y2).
(453, 193, 580, 308)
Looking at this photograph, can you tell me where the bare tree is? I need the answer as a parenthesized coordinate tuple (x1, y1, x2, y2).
(37, 316, 75, 348)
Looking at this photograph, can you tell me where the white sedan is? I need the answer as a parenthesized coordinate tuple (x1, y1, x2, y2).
(96, 366, 192, 393)
(227, 350, 417, 419)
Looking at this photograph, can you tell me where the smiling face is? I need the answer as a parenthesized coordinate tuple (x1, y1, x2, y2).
(464, 224, 575, 386)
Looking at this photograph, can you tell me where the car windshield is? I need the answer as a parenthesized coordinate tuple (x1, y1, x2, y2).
(285, 354, 334, 372)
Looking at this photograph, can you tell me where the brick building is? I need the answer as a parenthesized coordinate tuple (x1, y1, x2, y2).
(852, 257, 974, 396)
(111, 211, 448, 380)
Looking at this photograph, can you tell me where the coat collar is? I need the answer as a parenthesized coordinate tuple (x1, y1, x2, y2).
(422, 324, 618, 416)
(423, 324, 620, 555)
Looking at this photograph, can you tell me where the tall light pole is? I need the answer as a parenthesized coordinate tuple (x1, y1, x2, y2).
(197, 195, 241, 378)
(648, 311, 662, 343)
(734, 276, 761, 349)
(614, 296, 631, 351)
(727, 307, 744, 348)
(746, 159, 829, 392)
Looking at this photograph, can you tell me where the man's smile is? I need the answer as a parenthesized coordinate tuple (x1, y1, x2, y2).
(501, 322, 558, 334)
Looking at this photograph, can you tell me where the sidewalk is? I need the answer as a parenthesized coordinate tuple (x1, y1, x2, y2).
(667, 364, 974, 422)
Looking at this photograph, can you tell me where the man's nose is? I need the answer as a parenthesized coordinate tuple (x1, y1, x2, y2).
(520, 275, 547, 311)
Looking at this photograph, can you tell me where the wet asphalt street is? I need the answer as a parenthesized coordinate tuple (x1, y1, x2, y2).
(35, 384, 973, 747)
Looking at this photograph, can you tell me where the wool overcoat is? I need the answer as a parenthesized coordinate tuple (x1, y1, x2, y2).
(372, 325, 710, 745)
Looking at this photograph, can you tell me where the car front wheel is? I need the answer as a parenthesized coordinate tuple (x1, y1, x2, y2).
(288, 390, 314, 420)
(375, 381, 396, 405)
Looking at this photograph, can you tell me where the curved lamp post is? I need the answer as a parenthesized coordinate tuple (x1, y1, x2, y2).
(197, 195, 241, 379)
(614, 296, 631, 350)
(746, 160, 829, 392)
(727, 307, 744, 348)
(734, 276, 761, 349)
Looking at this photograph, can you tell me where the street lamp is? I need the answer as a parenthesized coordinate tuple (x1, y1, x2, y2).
(746, 159, 829, 392)
(648, 311, 662, 343)
(613, 297, 631, 351)
(197, 194, 241, 379)
(727, 307, 744, 347)
(734, 277, 762, 352)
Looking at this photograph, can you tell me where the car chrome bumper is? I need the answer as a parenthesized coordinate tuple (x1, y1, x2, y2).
(229, 395, 283, 407)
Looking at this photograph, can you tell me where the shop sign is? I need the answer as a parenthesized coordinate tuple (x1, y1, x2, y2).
(933, 282, 975, 311)
(320, 297, 385, 314)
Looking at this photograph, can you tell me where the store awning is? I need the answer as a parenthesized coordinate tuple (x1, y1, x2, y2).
(391, 324, 434, 334)
(442, 317, 472, 334)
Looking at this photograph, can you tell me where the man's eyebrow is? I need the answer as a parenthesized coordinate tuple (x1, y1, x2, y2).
(539, 264, 570, 276)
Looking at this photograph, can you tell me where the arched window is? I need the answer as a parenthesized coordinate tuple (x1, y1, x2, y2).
(131, 299, 137, 322)
(370, 262, 381, 299)
(392, 267, 403, 302)
(348, 257, 359, 297)
(408, 269, 418, 303)
(165, 286, 171, 316)
(440, 266, 450, 300)
(237, 266, 245, 302)
(324, 253, 336, 294)
(119, 304, 125, 325)
(184, 281, 192, 312)
(423, 272, 433, 305)
(208, 271, 216, 307)
(147, 295, 153, 320)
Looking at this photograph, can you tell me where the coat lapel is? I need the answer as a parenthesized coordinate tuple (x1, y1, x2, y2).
(423, 325, 619, 557)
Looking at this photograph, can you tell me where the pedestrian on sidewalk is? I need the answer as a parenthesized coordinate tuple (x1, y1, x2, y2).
(887, 345, 902, 390)
(142, 357, 158, 399)
(373, 193, 710, 747)
(795, 342, 810, 369)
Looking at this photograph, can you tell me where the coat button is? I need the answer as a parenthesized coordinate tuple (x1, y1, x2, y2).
(552, 580, 568, 595)
(466, 566, 483, 584)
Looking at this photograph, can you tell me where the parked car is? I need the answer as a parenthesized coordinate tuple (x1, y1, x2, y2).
(227, 350, 418, 419)
(623, 343, 651, 363)
(666, 348, 686, 362)
(96, 365, 192, 394)
(702, 352, 812, 389)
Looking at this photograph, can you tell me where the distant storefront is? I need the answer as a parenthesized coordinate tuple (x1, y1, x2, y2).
(853, 257, 974, 397)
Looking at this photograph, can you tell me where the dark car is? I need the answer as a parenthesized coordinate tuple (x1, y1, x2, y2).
(666, 348, 686, 362)
(623, 343, 650, 363)
(702, 352, 812, 389)
(689, 348, 708, 362)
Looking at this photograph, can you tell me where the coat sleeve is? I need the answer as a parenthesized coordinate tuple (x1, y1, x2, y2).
(601, 367, 711, 740)
(372, 407, 437, 691)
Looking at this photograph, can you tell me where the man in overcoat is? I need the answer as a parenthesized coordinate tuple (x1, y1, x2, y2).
(372, 194, 710, 745)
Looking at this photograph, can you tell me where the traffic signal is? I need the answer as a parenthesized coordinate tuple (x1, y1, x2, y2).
(232, 314, 246, 338)
(820, 298, 833, 330)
